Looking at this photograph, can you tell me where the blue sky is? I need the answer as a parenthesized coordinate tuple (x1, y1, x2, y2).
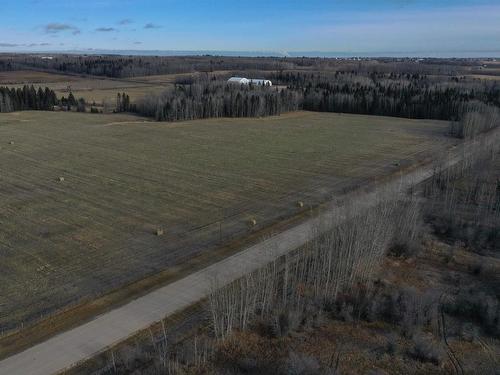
(1, 0, 499, 55)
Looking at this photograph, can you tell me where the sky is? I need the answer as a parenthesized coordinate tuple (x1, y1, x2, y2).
(1, 0, 499, 56)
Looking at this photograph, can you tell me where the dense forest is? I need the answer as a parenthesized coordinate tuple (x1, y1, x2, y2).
(0, 85, 58, 112)
(0, 85, 86, 113)
(271, 71, 500, 120)
(135, 83, 300, 121)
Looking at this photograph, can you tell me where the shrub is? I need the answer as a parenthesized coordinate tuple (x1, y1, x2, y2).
(450, 102, 500, 139)
(408, 333, 445, 366)
(284, 352, 321, 375)
(445, 290, 500, 337)
(384, 333, 399, 356)
(389, 198, 423, 258)
(459, 322, 478, 342)
(383, 287, 440, 338)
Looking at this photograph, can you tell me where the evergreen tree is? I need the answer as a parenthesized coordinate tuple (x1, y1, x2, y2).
(68, 92, 77, 107)
(0, 85, 59, 113)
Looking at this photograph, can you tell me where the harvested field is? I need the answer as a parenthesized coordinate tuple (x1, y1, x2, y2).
(127, 70, 233, 84)
(0, 110, 452, 332)
(0, 70, 166, 106)
(0, 70, 81, 85)
(0, 69, 275, 107)
(68, 85, 166, 106)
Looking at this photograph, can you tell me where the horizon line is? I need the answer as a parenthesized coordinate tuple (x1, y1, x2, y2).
(1, 49, 500, 59)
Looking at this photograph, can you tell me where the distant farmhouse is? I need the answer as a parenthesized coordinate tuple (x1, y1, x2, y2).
(228, 77, 272, 86)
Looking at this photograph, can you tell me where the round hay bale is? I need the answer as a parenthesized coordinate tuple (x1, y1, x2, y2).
(155, 228, 164, 236)
(9, 141, 14, 145)
(297, 201, 304, 208)
(58, 177, 65, 182)
(248, 218, 257, 227)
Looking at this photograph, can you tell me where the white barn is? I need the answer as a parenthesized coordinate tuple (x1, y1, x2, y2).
(227, 77, 272, 86)
(228, 77, 250, 85)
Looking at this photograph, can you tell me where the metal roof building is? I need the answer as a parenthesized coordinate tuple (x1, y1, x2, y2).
(228, 77, 250, 85)
(249, 79, 272, 86)
(228, 77, 272, 86)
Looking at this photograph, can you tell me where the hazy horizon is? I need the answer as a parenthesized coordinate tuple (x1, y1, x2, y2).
(1, 0, 500, 57)
(2, 49, 500, 59)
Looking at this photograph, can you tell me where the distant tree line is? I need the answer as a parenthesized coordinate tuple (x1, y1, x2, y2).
(134, 82, 300, 121)
(0, 55, 296, 78)
(271, 71, 500, 122)
(0, 60, 15, 72)
(1, 54, 484, 79)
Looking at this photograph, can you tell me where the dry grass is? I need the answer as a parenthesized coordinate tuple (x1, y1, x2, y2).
(0, 70, 166, 106)
(0, 110, 450, 333)
(63, 70, 235, 105)
(67, 85, 166, 105)
(466, 74, 500, 81)
(0, 70, 80, 85)
(125, 70, 233, 84)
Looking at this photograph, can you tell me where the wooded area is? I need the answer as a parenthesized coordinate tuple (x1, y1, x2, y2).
(0, 85, 58, 112)
(0, 54, 294, 78)
(133, 70, 500, 138)
(0, 85, 89, 113)
(135, 83, 300, 121)
(273, 71, 500, 120)
(0, 54, 488, 78)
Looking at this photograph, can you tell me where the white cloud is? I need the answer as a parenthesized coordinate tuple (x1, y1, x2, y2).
(118, 19, 133, 25)
(96, 27, 116, 32)
(144, 23, 161, 29)
(44, 23, 81, 35)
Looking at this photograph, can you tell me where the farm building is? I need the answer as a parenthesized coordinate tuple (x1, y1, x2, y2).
(249, 79, 272, 86)
(228, 77, 249, 85)
(228, 77, 272, 86)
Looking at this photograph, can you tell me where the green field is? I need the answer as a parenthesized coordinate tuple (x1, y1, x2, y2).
(0, 110, 451, 330)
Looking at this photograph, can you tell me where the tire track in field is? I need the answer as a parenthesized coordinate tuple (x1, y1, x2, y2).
(438, 292, 464, 375)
